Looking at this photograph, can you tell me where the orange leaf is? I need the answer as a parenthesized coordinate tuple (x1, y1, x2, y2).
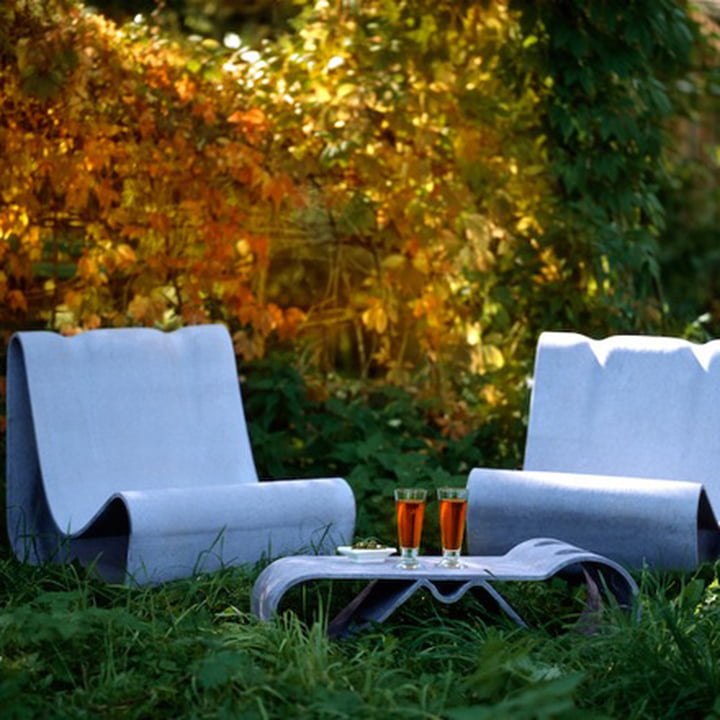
(121, 225, 147, 240)
(228, 107, 267, 127)
(95, 179, 120, 213)
(63, 289, 83, 310)
(8, 289, 28, 312)
(83, 314, 102, 330)
(148, 212, 172, 234)
(174, 75, 196, 102)
(261, 174, 294, 212)
(278, 307, 307, 340)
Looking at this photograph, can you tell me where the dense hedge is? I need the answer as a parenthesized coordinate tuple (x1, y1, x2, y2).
(1, 1, 711, 410)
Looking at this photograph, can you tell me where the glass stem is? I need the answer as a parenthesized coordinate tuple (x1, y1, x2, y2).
(398, 547, 420, 568)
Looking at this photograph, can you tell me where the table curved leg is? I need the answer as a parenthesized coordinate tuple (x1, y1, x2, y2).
(328, 579, 422, 638)
(469, 581, 530, 628)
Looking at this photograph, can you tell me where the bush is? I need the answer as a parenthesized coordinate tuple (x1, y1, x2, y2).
(240, 353, 526, 545)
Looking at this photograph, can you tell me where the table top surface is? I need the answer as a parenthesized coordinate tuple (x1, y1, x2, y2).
(257, 550, 593, 582)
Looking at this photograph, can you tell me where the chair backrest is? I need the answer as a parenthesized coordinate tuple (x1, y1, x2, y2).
(524, 331, 720, 512)
(7, 324, 258, 535)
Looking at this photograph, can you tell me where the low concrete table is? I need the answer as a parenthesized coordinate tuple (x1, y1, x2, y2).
(251, 537, 639, 637)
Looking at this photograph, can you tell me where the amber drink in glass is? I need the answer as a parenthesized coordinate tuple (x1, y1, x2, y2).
(437, 487, 468, 567)
(394, 488, 427, 569)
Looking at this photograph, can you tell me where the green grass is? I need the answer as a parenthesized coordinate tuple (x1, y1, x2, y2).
(2, 547, 720, 719)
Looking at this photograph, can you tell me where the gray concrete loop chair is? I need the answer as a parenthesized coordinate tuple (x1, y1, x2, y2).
(6, 324, 355, 584)
(467, 331, 720, 570)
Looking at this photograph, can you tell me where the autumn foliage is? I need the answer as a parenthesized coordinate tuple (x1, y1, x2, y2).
(0, 0, 302, 348)
(0, 0, 706, 423)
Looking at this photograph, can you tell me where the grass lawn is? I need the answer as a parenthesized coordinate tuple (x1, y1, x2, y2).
(2, 546, 720, 719)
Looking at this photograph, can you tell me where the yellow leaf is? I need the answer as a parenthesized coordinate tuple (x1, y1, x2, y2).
(336, 84, 356, 98)
(362, 305, 388, 334)
(480, 384, 503, 407)
(412, 250, 430, 275)
(483, 344, 505, 369)
(516, 215, 540, 233)
(470, 344, 505, 373)
(115, 243, 137, 268)
(128, 294, 151, 321)
(382, 254, 406, 270)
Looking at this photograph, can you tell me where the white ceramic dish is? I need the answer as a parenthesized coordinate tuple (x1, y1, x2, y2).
(337, 546, 397, 563)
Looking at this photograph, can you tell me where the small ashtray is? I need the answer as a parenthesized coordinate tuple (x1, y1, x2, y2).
(337, 546, 397, 563)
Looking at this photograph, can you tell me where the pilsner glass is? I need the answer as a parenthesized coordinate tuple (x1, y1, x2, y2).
(437, 487, 468, 567)
(394, 488, 427, 569)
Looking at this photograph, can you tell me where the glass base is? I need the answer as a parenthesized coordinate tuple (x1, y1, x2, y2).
(396, 547, 421, 569)
(437, 550, 465, 568)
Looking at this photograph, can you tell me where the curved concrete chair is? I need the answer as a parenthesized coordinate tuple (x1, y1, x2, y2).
(467, 331, 720, 570)
(6, 324, 355, 584)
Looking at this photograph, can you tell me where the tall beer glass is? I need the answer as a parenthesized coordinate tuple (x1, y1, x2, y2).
(394, 488, 427, 569)
(437, 487, 468, 567)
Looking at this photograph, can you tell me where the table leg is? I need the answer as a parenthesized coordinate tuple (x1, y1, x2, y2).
(327, 578, 532, 636)
(328, 578, 422, 638)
